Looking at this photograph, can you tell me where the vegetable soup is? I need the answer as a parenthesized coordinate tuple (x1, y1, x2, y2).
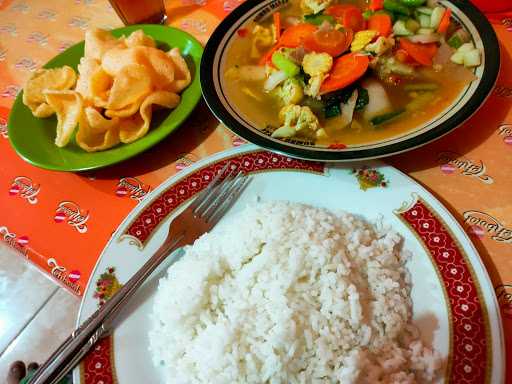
(223, 0, 480, 147)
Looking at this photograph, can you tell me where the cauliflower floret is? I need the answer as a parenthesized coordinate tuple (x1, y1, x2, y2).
(251, 25, 273, 59)
(302, 52, 333, 76)
(365, 36, 395, 56)
(278, 78, 304, 105)
(300, 0, 333, 15)
(351, 30, 378, 52)
(302, 52, 332, 98)
(277, 105, 321, 136)
(304, 74, 326, 99)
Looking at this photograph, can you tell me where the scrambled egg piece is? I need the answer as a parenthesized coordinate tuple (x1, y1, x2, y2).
(302, 52, 333, 98)
(350, 30, 378, 52)
(300, 0, 333, 15)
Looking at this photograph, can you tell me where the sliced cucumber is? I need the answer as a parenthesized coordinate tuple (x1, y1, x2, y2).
(416, 6, 433, 15)
(417, 27, 434, 35)
(393, 20, 413, 36)
(417, 14, 431, 28)
(463, 49, 481, 67)
(450, 51, 465, 65)
(430, 6, 445, 29)
(457, 42, 475, 54)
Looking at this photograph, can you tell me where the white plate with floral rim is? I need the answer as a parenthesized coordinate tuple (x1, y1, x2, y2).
(74, 144, 504, 384)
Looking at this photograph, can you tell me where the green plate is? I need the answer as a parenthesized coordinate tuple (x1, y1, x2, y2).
(8, 25, 203, 172)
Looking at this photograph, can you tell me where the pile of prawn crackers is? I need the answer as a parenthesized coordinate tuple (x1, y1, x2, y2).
(22, 28, 191, 152)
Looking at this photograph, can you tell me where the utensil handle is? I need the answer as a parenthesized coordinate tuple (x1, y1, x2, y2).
(27, 235, 183, 384)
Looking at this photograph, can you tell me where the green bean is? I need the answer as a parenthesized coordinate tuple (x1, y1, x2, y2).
(371, 109, 405, 125)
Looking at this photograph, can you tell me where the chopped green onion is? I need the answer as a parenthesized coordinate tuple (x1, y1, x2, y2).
(447, 29, 470, 49)
(447, 35, 463, 48)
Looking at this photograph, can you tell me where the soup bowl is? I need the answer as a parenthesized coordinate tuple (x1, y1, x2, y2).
(201, 0, 499, 161)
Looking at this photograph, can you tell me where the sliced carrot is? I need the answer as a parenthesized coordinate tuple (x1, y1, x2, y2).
(422, 43, 438, 58)
(279, 23, 318, 47)
(259, 23, 317, 65)
(368, 13, 392, 37)
(369, 0, 384, 11)
(320, 53, 369, 94)
(325, 5, 365, 31)
(399, 39, 438, 66)
(437, 8, 452, 34)
(303, 28, 353, 56)
(273, 12, 281, 40)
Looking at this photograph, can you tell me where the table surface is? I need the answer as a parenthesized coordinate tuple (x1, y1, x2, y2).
(0, 0, 511, 380)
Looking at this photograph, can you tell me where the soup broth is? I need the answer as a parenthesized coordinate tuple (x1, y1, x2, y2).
(223, 0, 478, 147)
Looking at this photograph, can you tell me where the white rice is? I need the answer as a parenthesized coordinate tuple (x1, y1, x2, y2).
(149, 201, 442, 383)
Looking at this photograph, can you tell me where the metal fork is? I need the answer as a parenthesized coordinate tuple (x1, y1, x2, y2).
(28, 164, 250, 384)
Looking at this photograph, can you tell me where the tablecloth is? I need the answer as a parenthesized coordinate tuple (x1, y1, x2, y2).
(0, 0, 511, 378)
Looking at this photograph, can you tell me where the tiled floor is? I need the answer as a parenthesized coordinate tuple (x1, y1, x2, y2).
(0, 241, 80, 380)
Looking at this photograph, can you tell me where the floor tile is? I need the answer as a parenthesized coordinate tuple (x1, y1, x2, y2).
(0, 242, 58, 355)
(0, 288, 80, 379)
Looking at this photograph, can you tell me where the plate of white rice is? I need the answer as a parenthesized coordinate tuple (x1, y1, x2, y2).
(74, 144, 504, 384)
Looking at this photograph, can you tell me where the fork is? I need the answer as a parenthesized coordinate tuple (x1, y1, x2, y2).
(28, 164, 250, 384)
